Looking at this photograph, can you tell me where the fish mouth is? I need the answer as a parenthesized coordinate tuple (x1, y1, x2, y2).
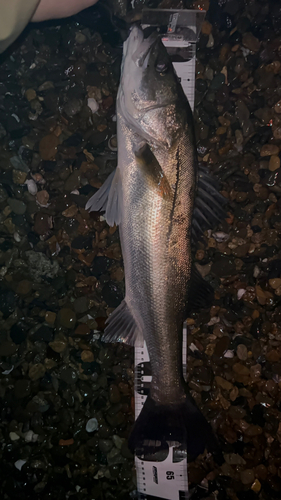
(125, 25, 159, 69)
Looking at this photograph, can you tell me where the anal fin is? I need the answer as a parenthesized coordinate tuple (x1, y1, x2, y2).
(102, 299, 142, 346)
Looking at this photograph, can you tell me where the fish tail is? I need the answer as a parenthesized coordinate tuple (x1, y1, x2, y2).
(128, 394, 222, 461)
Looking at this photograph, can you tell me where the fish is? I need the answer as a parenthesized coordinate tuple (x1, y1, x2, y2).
(86, 26, 225, 458)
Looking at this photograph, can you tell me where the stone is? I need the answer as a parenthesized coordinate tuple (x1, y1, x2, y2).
(201, 20, 212, 35)
(7, 198, 26, 215)
(242, 33, 260, 52)
(0, 341, 17, 356)
(260, 144, 280, 156)
(240, 469, 256, 485)
(73, 296, 90, 314)
(10, 323, 27, 344)
(64, 170, 81, 192)
(237, 344, 248, 361)
(9, 432, 20, 441)
(45, 311, 56, 324)
(49, 334, 67, 353)
(57, 308, 77, 329)
(99, 439, 113, 453)
(109, 384, 121, 404)
(86, 417, 98, 433)
(87, 98, 99, 113)
(60, 366, 78, 384)
(25, 89, 37, 101)
(29, 363, 46, 381)
(16, 279, 32, 296)
(12, 170, 27, 184)
(251, 479, 261, 493)
(14, 379, 31, 398)
(215, 376, 233, 391)
(269, 155, 280, 171)
(269, 278, 281, 289)
(25, 251, 59, 281)
(33, 325, 53, 342)
(75, 323, 91, 335)
(39, 134, 60, 161)
(81, 350, 94, 362)
(36, 190, 49, 206)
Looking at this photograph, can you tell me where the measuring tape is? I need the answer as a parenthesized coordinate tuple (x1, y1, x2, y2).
(134, 323, 189, 500)
(134, 11, 202, 498)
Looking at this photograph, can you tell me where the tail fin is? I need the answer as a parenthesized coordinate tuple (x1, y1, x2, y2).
(128, 394, 221, 461)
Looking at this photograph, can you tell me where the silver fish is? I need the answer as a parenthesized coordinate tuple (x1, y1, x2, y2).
(86, 26, 224, 457)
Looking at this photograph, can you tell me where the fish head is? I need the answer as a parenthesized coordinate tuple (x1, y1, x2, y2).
(118, 26, 186, 146)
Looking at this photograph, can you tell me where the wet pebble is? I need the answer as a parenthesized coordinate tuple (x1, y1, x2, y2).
(60, 366, 78, 384)
(57, 308, 77, 329)
(86, 417, 98, 433)
(7, 198, 26, 215)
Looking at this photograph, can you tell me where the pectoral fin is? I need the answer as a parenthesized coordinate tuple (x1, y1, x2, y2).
(85, 168, 122, 227)
(135, 143, 172, 200)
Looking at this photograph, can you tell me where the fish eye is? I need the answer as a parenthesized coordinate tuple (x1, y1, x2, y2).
(155, 62, 168, 73)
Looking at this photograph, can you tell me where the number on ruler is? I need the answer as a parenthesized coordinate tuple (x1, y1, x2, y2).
(166, 471, 175, 480)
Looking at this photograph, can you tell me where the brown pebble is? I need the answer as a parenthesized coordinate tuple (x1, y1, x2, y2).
(216, 126, 226, 135)
(45, 311, 56, 324)
(49, 335, 67, 353)
(269, 278, 281, 289)
(266, 350, 280, 362)
(240, 469, 255, 485)
(215, 376, 233, 391)
(59, 438, 74, 446)
(201, 20, 212, 35)
(39, 134, 60, 161)
(81, 350, 94, 362)
(16, 280, 32, 296)
(13, 170, 27, 185)
(233, 363, 250, 376)
(214, 336, 230, 357)
(25, 88, 37, 101)
(36, 190, 49, 206)
(260, 144, 280, 156)
(75, 324, 91, 335)
(269, 155, 280, 171)
(251, 479, 261, 493)
(237, 344, 248, 361)
(29, 363, 46, 381)
(242, 33, 260, 52)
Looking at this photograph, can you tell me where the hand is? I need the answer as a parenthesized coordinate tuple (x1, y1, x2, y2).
(31, 0, 99, 22)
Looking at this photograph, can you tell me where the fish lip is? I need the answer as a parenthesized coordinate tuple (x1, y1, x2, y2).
(127, 25, 159, 68)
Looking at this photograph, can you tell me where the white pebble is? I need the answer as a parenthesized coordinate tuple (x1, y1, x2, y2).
(224, 350, 234, 358)
(212, 231, 229, 242)
(14, 459, 27, 470)
(71, 189, 80, 195)
(253, 265, 260, 278)
(207, 316, 220, 326)
(237, 289, 246, 300)
(189, 343, 199, 352)
(86, 417, 98, 433)
(14, 232, 21, 242)
(24, 430, 38, 442)
(87, 98, 99, 114)
(9, 432, 20, 441)
(206, 33, 214, 48)
(25, 179, 37, 195)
